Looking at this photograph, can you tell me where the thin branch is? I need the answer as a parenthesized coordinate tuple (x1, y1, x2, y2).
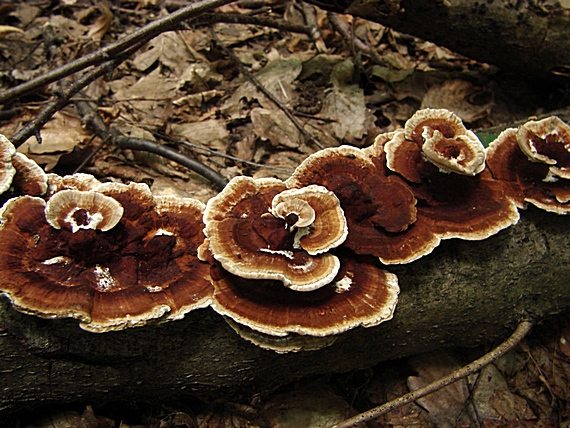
(9, 50, 134, 148)
(208, 26, 323, 149)
(153, 132, 295, 173)
(73, 99, 229, 190)
(0, 0, 235, 104)
(114, 135, 229, 190)
(73, 135, 113, 174)
(190, 13, 316, 37)
(331, 320, 534, 428)
(328, 12, 385, 65)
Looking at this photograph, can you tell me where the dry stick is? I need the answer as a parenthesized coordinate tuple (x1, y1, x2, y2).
(9, 51, 133, 148)
(73, 99, 229, 190)
(0, 0, 235, 104)
(195, 13, 316, 37)
(327, 12, 385, 65)
(208, 26, 324, 149)
(331, 320, 534, 428)
(154, 132, 295, 173)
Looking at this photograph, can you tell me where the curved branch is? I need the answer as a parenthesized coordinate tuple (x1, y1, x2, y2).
(0, 0, 235, 104)
(332, 320, 534, 428)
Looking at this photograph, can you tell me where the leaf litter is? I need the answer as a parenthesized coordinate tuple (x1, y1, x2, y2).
(1, 0, 569, 426)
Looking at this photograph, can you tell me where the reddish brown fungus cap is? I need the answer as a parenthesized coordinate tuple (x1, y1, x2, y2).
(0, 183, 213, 332)
(516, 116, 570, 180)
(209, 254, 399, 338)
(287, 146, 420, 261)
(270, 185, 347, 255)
(45, 189, 124, 233)
(203, 176, 344, 291)
(0, 134, 16, 195)
(403, 109, 485, 176)
(11, 152, 48, 196)
(487, 127, 570, 214)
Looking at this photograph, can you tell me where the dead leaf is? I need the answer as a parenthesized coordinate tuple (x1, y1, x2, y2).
(421, 79, 494, 124)
(170, 119, 230, 152)
(17, 111, 91, 170)
(221, 58, 302, 120)
(251, 107, 301, 149)
(319, 60, 369, 140)
(407, 350, 473, 428)
(86, 3, 113, 41)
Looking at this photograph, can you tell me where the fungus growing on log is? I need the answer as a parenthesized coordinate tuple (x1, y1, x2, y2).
(0, 134, 16, 195)
(11, 152, 48, 197)
(403, 108, 486, 176)
(209, 254, 399, 352)
(359, 111, 520, 262)
(516, 116, 570, 180)
(202, 176, 347, 291)
(286, 146, 423, 263)
(0, 182, 212, 332)
(47, 172, 102, 194)
(486, 125, 570, 214)
(45, 189, 124, 233)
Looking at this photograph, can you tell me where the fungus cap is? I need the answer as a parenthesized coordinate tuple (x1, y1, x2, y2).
(270, 185, 348, 255)
(209, 255, 399, 339)
(203, 176, 343, 292)
(45, 189, 124, 233)
(422, 129, 486, 176)
(287, 146, 419, 260)
(11, 152, 48, 196)
(0, 134, 16, 194)
(487, 127, 570, 214)
(516, 116, 570, 179)
(0, 184, 213, 332)
(402, 109, 485, 176)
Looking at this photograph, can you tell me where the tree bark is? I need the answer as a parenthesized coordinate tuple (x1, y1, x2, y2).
(306, 0, 570, 81)
(0, 207, 568, 415)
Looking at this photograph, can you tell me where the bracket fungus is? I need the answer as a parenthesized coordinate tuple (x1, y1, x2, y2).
(0, 134, 16, 195)
(516, 116, 570, 180)
(202, 176, 348, 291)
(358, 110, 520, 263)
(45, 189, 124, 233)
(209, 254, 399, 352)
(0, 180, 213, 332)
(286, 146, 423, 263)
(486, 122, 570, 214)
(11, 152, 48, 197)
(402, 108, 486, 176)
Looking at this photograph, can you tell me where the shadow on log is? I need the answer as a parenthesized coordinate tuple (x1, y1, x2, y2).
(306, 0, 570, 81)
(0, 207, 568, 415)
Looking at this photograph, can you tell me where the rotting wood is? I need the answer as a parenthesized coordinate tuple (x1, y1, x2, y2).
(0, 206, 568, 416)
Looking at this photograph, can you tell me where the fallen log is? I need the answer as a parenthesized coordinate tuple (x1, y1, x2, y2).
(0, 206, 568, 415)
(306, 0, 570, 81)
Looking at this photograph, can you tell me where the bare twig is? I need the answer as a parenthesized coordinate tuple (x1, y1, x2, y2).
(73, 99, 229, 190)
(73, 135, 113, 174)
(0, 0, 235, 104)
(10, 59, 122, 148)
(208, 26, 323, 149)
(153, 132, 295, 173)
(331, 320, 534, 428)
(328, 12, 385, 65)
(189, 13, 315, 37)
(114, 135, 229, 189)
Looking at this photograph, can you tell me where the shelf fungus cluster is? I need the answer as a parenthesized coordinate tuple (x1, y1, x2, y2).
(0, 176, 213, 332)
(486, 116, 570, 214)
(199, 176, 399, 352)
(0, 110, 568, 353)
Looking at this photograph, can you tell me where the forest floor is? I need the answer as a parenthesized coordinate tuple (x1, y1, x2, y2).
(1, 1, 570, 427)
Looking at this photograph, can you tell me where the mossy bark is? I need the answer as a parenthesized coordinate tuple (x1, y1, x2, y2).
(0, 207, 568, 415)
(306, 0, 570, 81)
